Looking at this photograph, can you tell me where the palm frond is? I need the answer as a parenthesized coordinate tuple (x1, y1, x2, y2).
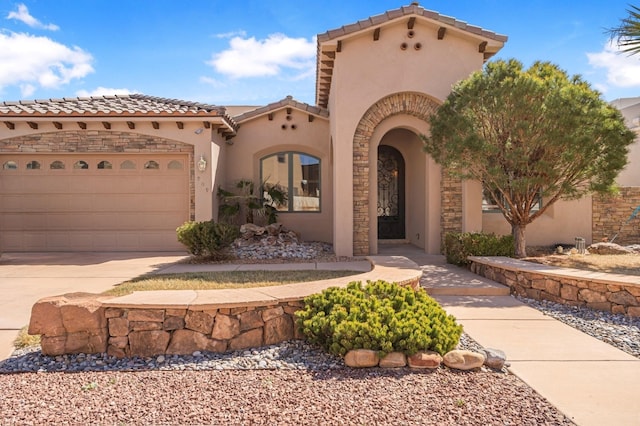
(608, 5, 640, 55)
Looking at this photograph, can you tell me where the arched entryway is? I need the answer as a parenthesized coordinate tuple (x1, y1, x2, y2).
(377, 145, 405, 240)
(352, 91, 443, 256)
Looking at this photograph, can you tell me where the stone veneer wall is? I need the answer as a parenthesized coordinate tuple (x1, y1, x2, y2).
(105, 302, 305, 358)
(440, 170, 463, 246)
(0, 130, 196, 220)
(469, 259, 640, 317)
(593, 187, 640, 245)
(352, 92, 441, 256)
(30, 293, 305, 358)
(29, 272, 421, 357)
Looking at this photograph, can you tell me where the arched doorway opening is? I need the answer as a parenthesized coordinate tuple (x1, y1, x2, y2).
(377, 145, 405, 240)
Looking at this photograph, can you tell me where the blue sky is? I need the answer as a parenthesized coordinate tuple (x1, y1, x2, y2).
(1, 1, 639, 105)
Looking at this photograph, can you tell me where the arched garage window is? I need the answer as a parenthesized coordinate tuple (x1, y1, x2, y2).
(3, 161, 17, 170)
(260, 152, 320, 212)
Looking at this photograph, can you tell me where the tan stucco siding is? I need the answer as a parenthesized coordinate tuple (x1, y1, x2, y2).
(225, 109, 332, 242)
(482, 197, 593, 246)
(327, 20, 489, 256)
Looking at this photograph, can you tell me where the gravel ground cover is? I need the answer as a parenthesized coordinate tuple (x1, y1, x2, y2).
(0, 334, 575, 425)
(0, 368, 573, 425)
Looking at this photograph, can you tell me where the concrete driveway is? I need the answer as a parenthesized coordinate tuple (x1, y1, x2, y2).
(0, 252, 188, 360)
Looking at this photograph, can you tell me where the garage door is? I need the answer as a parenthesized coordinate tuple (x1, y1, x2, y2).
(0, 154, 190, 251)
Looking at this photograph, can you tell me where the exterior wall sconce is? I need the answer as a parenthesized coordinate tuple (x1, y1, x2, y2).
(197, 155, 207, 172)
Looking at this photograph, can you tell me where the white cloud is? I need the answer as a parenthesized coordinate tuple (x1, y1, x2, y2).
(7, 4, 59, 31)
(76, 87, 137, 97)
(587, 41, 640, 88)
(0, 32, 94, 92)
(214, 30, 247, 39)
(208, 33, 316, 79)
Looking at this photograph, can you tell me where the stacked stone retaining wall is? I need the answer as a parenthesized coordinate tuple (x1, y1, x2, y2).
(469, 257, 640, 317)
(28, 256, 423, 357)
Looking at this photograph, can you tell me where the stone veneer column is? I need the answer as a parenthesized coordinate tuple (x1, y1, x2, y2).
(352, 92, 443, 256)
(441, 170, 463, 244)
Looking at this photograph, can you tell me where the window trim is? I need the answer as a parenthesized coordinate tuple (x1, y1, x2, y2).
(260, 151, 321, 213)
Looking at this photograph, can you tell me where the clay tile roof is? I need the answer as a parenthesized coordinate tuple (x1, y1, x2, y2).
(0, 93, 235, 122)
(233, 95, 329, 123)
(317, 3, 507, 45)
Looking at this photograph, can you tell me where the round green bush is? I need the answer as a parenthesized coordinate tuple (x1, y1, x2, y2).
(176, 220, 239, 258)
(295, 280, 463, 357)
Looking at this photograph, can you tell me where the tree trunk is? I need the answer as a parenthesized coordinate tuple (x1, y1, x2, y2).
(512, 223, 527, 258)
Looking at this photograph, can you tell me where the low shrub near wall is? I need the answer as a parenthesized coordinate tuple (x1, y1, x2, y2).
(444, 232, 514, 266)
(176, 220, 239, 258)
(469, 258, 640, 317)
(296, 281, 462, 357)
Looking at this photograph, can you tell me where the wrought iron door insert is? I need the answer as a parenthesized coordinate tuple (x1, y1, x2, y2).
(377, 145, 405, 239)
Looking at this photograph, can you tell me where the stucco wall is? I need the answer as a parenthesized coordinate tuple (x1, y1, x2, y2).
(482, 196, 593, 246)
(327, 19, 489, 256)
(224, 108, 333, 243)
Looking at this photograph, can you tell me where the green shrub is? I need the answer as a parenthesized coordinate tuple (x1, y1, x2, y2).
(444, 232, 514, 266)
(295, 280, 462, 357)
(176, 220, 239, 258)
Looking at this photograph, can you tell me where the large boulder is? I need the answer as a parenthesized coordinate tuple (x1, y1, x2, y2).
(587, 242, 633, 255)
(379, 352, 407, 368)
(443, 350, 486, 370)
(344, 349, 380, 368)
(482, 348, 507, 370)
(407, 351, 443, 369)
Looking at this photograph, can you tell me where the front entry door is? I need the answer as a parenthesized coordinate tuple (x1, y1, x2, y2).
(377, 145, 405, 239)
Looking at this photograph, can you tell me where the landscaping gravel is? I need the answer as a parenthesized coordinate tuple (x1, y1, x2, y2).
(0, 368, 573, 425)
(0, 334, 575, 425)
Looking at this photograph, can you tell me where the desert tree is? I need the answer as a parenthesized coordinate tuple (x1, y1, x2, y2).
(422, 59, 635, 257)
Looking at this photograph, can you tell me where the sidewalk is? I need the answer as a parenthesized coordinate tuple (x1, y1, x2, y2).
(384, 246, 640, 426)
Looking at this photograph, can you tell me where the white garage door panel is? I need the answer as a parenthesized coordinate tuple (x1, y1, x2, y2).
(0, 154, 190, 251)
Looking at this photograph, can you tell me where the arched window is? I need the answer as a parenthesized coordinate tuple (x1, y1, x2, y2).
(168, 160, 183, 170)
(260, 152, 320, 212)
(120, 160, 136, 170)
(98, 160, 113, 169)
(144, 160, 160, 170)
(26, 160, 40, 170)
(73, 160, 89, 170)
(50, 161, 65, 170)
(2, 161, 18, 170)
